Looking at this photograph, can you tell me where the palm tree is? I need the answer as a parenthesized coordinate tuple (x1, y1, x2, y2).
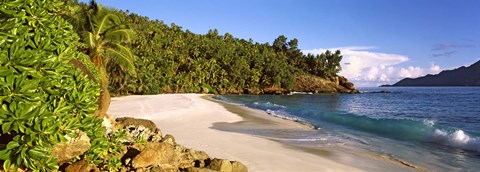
(82, 0, 136, 117)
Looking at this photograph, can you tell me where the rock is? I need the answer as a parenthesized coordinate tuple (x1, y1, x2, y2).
(184, 167, 217, 172)
(64, 160, 97, 172)
(338, 76, 348, 85)
(150, 166, 180, 172)
(263, 86, 287, 95)
(116, 117, 158, 132)
(243, 89, 262, 95)
(116, 117, 163, 142)
(342, 81, 355, 90)
(174, 145, 210, 169)
(294, 75, 338, 93)
(231, 161, 247, 172)
(208, 159, 232, 172)
(161, 134, 176, 145)
(52, 130, 91, 163)
(102, 116, 116, 134)
(132, 142, 178, 169)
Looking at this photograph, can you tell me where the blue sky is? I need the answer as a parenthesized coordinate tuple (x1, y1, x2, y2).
(82, 0, 480, 86)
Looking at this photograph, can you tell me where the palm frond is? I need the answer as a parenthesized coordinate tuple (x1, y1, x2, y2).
(104, 29, 135, 43)
(81, 31, 97, 48)
(106, 43, 136, 76)
(93, 6, 120, 36)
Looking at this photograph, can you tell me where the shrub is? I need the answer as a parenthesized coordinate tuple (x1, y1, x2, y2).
(0, 0, 104, 171)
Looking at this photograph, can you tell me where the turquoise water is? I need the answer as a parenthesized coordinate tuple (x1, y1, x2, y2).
(215, 87, 480, 171)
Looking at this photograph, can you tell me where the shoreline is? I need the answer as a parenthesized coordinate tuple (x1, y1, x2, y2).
(108, 94, 423, 171)
(207, 95, 428, 172)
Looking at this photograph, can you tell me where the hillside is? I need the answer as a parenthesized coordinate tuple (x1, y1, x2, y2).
(388, 60, 480, 86)
(66, 1, 357, 95)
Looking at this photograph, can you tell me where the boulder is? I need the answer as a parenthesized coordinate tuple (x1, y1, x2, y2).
(132, 142, 178, 169)
(174, 145, 210, 169)
(338, 76, 348, 85)
(116, 117, 162, 142)
(263, 86, 287, 95)
(184, 167, 218, 172)
(64, 160, 99, 172)
(161, 134, 176, 145)
(342, 81, 355, 90)
(208, 159, 232, 172)
(51, 130, 91, 163)
(116, 117, 158, 132)
(231, 161, 247, 172)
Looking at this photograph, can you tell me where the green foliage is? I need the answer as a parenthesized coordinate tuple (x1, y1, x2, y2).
(81, 120, 126, 171)
(66, 1, 343, 95)
(0, 0, 110, 171)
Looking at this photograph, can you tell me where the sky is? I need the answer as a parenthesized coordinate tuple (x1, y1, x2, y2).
(81, 0, 480, 87)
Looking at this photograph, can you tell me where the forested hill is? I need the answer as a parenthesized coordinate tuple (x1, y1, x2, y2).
(387, 60, 480, 86)
(69, 1, 357, 95)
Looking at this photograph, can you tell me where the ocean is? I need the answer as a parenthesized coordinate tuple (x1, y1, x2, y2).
(215, 87, 480, 171)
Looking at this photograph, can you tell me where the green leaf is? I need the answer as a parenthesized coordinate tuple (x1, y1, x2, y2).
(0, 149, 11, 160)
(0, 67, 14, 77)
(28, 147, 49, 160)
(6, 141, 19, 150)
(2, 121, 12, 133)
(3, 159, 11, 171)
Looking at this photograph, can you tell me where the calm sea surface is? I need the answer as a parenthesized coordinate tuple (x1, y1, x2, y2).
(215, 87, 480, 171)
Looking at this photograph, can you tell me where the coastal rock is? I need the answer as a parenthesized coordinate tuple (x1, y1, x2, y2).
(64, 160, 99, 172)
(174, 145, 210, 169)
(116, 117, 159, 132)
(231, 161, 248, 172)
(294, 75, 342, 93)
(132, 142, 178, 169)
(208, 159, 232, 172)
(263, 86, 287, 95)
(116, 117, 163, 142)
(243, 89, 262, 95)
(184, 167, 217, 172)
(51, 130, 91, 163)
(161, 134, 176, 145)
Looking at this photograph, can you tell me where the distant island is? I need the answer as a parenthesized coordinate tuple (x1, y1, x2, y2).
(383, 60, 480, 87)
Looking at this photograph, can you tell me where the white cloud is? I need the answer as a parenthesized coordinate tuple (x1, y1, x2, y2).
(429, 63, 442, 74)
(398, 66, 424, 78)
(303, 47, 447, 86)
(303, 47, 409, 85)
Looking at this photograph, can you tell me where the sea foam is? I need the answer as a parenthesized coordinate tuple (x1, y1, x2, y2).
(427, 125, 480, 152)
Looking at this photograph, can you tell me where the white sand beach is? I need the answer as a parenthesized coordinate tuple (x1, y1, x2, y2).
(107, 94, 417, 172)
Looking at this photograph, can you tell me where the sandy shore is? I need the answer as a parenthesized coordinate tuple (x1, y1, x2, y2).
(108, 94, 417, 172)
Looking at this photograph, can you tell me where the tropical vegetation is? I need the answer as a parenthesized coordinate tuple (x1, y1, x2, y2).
(66, 1, 343, 95)
(0, 0, 124, 171)
(0, 0, 344, 171)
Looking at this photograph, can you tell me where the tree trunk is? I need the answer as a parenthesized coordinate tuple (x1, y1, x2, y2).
(92, 55, 110, 118)
(97, 77, 110, 118)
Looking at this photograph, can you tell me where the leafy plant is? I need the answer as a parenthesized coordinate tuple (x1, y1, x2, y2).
(0, 0, 104, 171)
(76, 0, 136, 116)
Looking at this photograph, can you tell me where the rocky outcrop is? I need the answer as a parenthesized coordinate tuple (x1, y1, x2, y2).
(115, 117, 163, 143)
(52, 130, 91, 163)
(294, 75, 358, 93)
(64, 160, 99, 172)
(131, 142, 177, 169)
(62, 117, 248, 172)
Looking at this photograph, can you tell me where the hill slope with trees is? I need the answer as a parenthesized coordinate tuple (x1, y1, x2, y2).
(388, 60, 480, 86)
(68, 1, 358, 95)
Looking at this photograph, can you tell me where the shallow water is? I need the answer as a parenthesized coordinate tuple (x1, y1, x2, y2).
(215, 87, 480, 172)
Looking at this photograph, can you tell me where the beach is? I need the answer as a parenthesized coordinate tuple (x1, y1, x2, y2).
(107, 94, 417, 172)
